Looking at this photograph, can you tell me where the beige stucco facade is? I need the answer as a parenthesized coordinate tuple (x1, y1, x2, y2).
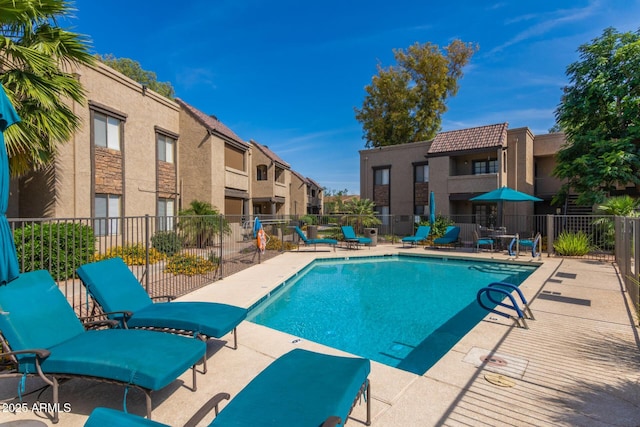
(359, 126, 566, 235)
(8, 62, 326, 223)
(250, 141, 291, 216)
(176, 100, 251, 219)
(12, 62, 180, 219)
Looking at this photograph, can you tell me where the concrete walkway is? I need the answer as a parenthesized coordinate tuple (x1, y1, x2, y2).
(1, 245, 639, 426)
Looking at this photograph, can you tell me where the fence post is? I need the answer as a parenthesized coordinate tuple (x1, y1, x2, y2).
(219, 215, 224, 279)
(546, 214, 554, 257)
(144, 214, 150, 293)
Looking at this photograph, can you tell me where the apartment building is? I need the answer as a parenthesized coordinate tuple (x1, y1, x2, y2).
(250, 140, 291, 216)
(359, 123, 566, 235)
(8, 61, 326, 223)
(290, 171, 324, 216)
(11, 61, 180, 228)
(176, 99, 250, 220)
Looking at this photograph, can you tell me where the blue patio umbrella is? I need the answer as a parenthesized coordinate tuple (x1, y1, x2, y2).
(429, 191, 436, 225)
(0, 85, 21, 285)
(470, 186, 542, 227)
(469, 186, 542, 203)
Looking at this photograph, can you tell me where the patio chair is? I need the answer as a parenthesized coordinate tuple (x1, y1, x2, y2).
(431, 226, 461, 248)
(0, 270, 206, 423)
(473, 230, 494, 252)
(76, 258, 247, 357)
(340, 225, 372, 249)
(401, 225, 431, 248)
(509, 232, 541, 257)
(293, 226, 338, 251)
(85, 348, 371, 427)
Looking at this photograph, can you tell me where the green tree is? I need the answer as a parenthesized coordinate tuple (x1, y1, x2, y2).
(355, 40, 477, 148)
(553, 27, 640, 206)
(97, 54, 175, 98)
(0, 0, 94, 176)
(593, 195, 640, 249)
(323, 187, 349, 214)
(178, 200, 229, 248)
(342, 198, 381, 233)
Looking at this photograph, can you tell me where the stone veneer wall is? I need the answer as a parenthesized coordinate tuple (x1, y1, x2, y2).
(94, 147, 122, 194)
(157, 161, 176, 198)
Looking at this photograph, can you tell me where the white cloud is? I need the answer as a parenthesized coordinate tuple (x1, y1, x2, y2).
(490, 1, 601, 54)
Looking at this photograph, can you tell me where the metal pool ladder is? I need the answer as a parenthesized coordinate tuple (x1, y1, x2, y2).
(476, 282, 535, 329)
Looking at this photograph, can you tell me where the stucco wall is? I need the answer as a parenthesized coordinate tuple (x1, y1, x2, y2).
(19, 62, 180, 218)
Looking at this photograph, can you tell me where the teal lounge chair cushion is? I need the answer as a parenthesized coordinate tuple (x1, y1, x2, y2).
(77, 258, 247, 338)
(433, 226, 460, 244)
(0, 270, 206, 391)
(294, 226, 338, 247)
(86, 408, 168, 427)
(84, 349, 370, 427)
(211, 349, 370, 427)
(402, 225, 431, 245)
(341, 226, 372, 245)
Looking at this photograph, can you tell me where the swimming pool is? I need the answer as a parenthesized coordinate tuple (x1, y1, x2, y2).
(247, 254, 538, 375)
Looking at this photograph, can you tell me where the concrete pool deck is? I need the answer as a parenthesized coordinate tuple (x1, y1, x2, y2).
(2, 245, 639, 426)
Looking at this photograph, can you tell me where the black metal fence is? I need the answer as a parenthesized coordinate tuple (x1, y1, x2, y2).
(8, 212, 626, 317)
(615, 217, 640, 317)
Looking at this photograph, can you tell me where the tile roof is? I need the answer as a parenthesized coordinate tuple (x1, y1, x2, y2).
(290, 169, 308, 184)
(175, 98, 248, 147)
(427, 123, 508, 155)
(251, 140, 290, 169)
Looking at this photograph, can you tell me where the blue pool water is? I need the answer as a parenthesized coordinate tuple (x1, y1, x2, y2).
(247, 254, 537, 375)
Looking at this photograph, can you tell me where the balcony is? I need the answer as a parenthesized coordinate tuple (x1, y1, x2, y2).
(447, 173, 498, 195)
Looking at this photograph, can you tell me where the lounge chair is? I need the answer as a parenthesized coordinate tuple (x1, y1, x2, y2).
(401, 225, 431, 248)
(0, 270, 206, 423)
(431, 225, 461, 248)
(340, 225, 372, 249)
(85, 348, 371, 427)
(293, 226, 338, 251)
(473, 230, 494, 252)
(76, 258, 247, 354)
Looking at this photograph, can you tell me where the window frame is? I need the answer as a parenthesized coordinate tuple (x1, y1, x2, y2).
(94, 194, 121, 236)
(256, 164, 268, 181)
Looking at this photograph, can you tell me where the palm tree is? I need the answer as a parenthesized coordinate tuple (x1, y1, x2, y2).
(593, 195, 640, 249)
(178, 200, 230, 248)
(0, 0, 94, 176)
(342, 198, 381, 234)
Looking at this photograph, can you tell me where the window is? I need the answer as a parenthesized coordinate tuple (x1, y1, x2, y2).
(378, 205, 390, 225)
(94, 113, 121, 150)
(374, 168, 389, 185)
(473, 159, 498, 175)
(275, 166, 285, 183)
(256, 164, 268, 181)
(414, 205, 427, 215)
(415, 164, 429, 183)
(157, 198, 175, 231)
(157, 134, 175, 163)
(94, 194, 120, 236)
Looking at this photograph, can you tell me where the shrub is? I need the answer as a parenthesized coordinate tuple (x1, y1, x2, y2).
(165, 253, 216, 276)
(151, 231, 183, 256)
(94, 244, 165, 265)
(553, 231, 591, 256)
(265, 238, 297, 251)
(13, 222, 96, 281)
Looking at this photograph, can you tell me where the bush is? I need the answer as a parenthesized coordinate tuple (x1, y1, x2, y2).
(13, 222, 96, 281)
(165, 253, 217, 276)
(151, 231, 183, 256)
(265, 238, 297, 251)
(94, 244, 165, 265)
(553, 231, 591, 256)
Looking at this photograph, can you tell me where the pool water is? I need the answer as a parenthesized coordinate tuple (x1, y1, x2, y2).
(247, 255, 537, 375)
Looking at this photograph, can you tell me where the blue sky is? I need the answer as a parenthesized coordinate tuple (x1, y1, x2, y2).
(69, 0, 640, 195)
